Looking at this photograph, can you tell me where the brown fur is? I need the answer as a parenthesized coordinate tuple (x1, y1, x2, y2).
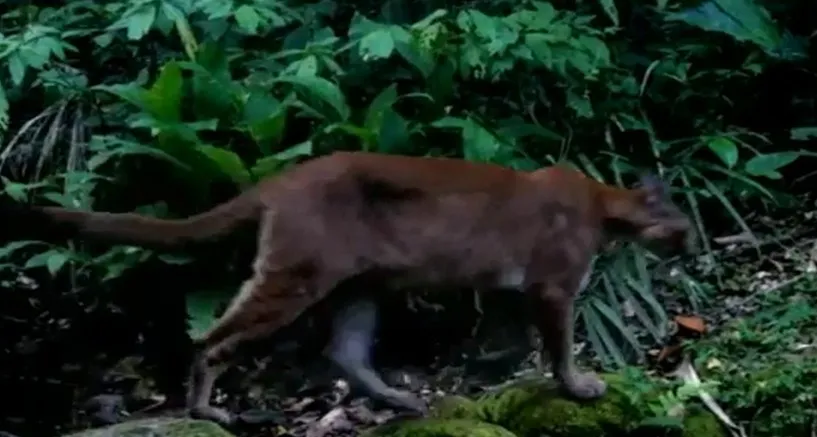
(2, 151, 693, 424)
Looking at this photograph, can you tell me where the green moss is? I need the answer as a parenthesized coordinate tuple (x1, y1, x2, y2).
(427, 372, 726, 437)
(430, 394, 482, 420)
(362, 418, 518, 437)
(61, 418, 235, 437)
(682, 408, 727, 437)
(470, 374, 635, 437)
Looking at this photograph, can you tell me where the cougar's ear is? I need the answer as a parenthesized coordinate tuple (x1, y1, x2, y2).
(637, 173, 669, 205)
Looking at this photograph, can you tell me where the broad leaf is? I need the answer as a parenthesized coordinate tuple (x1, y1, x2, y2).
(360, 29, 395, 60)
(461, 118, 501, 162)
(364, 84, 399, 133)
(234, 5, 262, 34)
(666, 0, 804, 59)
(744, 152, 800, 179)
(597, 0, 619, 26)
(196, 145, 252, 187)
(377, 109, 410, 153)
(126, 5, 157, 40)
(250, 141, 313, 179)
(144, 61, 184, 122)
(273, 76, 350, 121)
(706, 137, 739, 168)
(790, 127, 817, 141)
(25, 249, 70, 276)
(186, 289, 234, 339)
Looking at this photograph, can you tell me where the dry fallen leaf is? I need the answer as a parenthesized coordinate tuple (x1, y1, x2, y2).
(306, 407, 353, 437)
(674, 315, 706, 334)
(656, 344, 682, 363)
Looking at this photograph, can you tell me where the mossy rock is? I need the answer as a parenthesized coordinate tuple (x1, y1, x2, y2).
(362, 418, 517, 437)
(430, 394, 482, 419)
(450, 373, 636, 437)
(368, 371, 729, 437)
(682, 407, 727, 437)
(61, 417, 236, 437)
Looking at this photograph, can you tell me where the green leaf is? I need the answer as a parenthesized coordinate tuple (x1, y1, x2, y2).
(744, 152, 800, 179)
(391, 27, 435, 78)
(688, 168, 756, 242)
(0, 75, 8, 131)
(0, 241, 46, 260)
(324, 123, 375, 146)
(188, 43, 237, 121)
(591, 297, 643, 355)
(248, 108, 288, 155)
(271, 140, 313, 161)
(462, 119, 500, 163)
(273, 76, 350, 121)
(126, 5, 157, 40)
(706, 137, 739, 168)
(294, 55, 319, 77)
(665, 0, 802, 59)
(87, 136, 191, 171)
(360, 29, 395, 60)
(581, 304, 627, 366)
(1, 181, 28, 201)
(790, 127, 817, 141)
(250, 157, 288, 180)
(251, 141, 314, 179)
(694, 160, 776, 201)
(196, 145, 252, 187)
(242, 90, 287, 155)
(91, 246, 153, 282)
(234, 5, 262, 34)
(158, 254, 194, 265)
(597, 0, 620, 26)
(98, 62, 186, 123)
(47, 252, 70, 275)
(364, 84, 399, 133)
(497, 117, 562, 142)
(348, 12, 387, 38)
(377, 109, 410, 153)
(8, 53, 26, 86)
(243, 91, 283, 123)
(411, 9, 449, 29)
(186, 289, 234, 339)
(432, 116, 470, 130)
(25, 249, 70, 275)
(145, 61, 184, 122)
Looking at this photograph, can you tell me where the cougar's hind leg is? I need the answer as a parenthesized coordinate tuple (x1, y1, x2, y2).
(186, 270, 339, 425)
(326, 298, 428, 415)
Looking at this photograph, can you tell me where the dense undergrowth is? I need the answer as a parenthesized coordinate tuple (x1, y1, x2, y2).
(0, 0, 816, 435)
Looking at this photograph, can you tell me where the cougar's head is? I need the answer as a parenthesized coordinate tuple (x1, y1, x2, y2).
(604, 174, 695, 255)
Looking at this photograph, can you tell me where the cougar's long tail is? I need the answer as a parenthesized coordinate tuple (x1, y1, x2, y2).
(2, 187, 264, 249)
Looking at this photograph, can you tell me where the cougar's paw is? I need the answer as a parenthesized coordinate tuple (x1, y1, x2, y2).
(189, 405, 235, 426)
(383, 389, 429, 416)
(561, 371, 607, 400)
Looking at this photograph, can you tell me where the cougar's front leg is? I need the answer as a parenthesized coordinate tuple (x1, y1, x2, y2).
(531, 281, 606, 400)
(325, 298, 428, 415)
